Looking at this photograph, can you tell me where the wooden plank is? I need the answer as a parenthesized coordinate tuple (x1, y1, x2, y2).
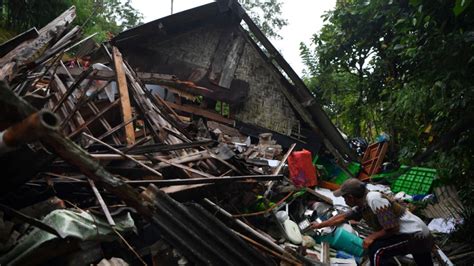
(166, 101, 235, 125)
(49, 83, 76, 132)
(52, 74, 86, 126)
(88, 179, 115, 226)
(0, 27, 39, 58)
(154, 156, 216, 179)
(321, 242, 330, 264)
(51, 74, 87, 133)
(127, 175, 283, 186)
(83, 133, 162, 178)
(263, 143, 297, 198)
(209, 29, 246, 88)
(113, 46, 135, 146)
(86, 102, 122, 145)
(56, 62, 121, 144)
(68, 99, 120, 138)
(56, 58, 120, 144)
(91, 116, 137, 145)
(0, 7, 76, 81)
(218, 34, 246, 88)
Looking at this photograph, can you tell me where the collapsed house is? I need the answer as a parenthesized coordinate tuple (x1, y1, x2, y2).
(0, 1, 468, 265)
(111, 0, 357, 162)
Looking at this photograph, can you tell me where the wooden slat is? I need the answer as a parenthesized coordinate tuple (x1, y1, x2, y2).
(113, 46, 135, 146)
(209, 29, 246, 88)
(52, 74, 87, 131)
(68, 99, 120, 138)
(86, 102, 122, 145)
(166, 101, 234, 125)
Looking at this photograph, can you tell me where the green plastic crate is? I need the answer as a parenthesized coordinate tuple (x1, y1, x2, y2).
(332, 162, 361, 185)
(371, 166, 408, 183)
(391, 167, 437, 195)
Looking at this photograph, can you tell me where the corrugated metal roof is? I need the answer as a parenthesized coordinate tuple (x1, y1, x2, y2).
(149, 190, 274, 265)
(423, 185, 463, 219)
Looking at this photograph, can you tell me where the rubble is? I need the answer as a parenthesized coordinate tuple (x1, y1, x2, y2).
(0, 1, 467, 265)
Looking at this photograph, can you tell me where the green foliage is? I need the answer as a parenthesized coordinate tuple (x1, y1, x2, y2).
(69, 0, 143, 42)
(0, 27, 16, 43)
(215, 101, 230, 117)
(241, 0, 288, 39)
(0, 0, 143, 42)
(0, 0, 70, 32)
(301, 0, 474, 239)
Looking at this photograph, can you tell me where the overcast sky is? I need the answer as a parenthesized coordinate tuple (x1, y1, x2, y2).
(130, 0, 336, 77)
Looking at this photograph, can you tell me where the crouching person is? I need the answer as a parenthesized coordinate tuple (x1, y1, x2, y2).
(311, 178, 434, 265)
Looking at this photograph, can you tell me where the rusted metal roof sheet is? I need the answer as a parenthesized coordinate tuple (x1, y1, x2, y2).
(150, 190, 274, 265)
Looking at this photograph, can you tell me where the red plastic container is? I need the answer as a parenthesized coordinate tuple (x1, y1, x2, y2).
(288, 150, 318, 187)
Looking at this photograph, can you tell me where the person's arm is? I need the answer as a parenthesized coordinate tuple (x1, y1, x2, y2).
(310, 213, 348, 229)
(363, 226, 399, 249)
(364, 192, 402, 249)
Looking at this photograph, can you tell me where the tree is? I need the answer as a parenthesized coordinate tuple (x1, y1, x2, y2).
(72, 0, 143, 41)
(0, 0, 143, 42)
(301, 0, 474, 240)
(0, 0, 70, 33)
(241, 0, 288, 39)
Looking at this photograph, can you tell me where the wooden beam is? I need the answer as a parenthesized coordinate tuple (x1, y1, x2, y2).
(166, 101, 234, 125)
(209, 29, 246, 88)
(263, 143, 296, 198)
(83, 133, 162, 178)
(55, 67, 223, 98)
(113, 46, 135, 146)
(0, 7, 76, 81)
(68, 99, 120, 138)
(0, 27, 39, 58)
(321, 242, 330, 264)
(32, 175, 284, 186)
(88, 179, 115, 226)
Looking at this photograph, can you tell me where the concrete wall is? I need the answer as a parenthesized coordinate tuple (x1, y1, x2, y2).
(127, 24, 299, 135)
(151, 26, 220, 70)
(233, 41, 298, 135)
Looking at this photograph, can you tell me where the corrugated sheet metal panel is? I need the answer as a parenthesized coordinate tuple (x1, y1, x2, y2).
(423, 186, 463, 219)
(150, 191, 274, 265)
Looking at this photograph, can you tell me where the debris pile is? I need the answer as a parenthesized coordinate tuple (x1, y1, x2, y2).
(0, 4, 468, 266)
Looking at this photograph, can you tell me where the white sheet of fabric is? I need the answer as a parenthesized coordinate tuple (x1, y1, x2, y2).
(428, 218, 461, 233)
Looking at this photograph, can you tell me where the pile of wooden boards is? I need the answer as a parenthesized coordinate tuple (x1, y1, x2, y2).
(0, 6, 317, 266)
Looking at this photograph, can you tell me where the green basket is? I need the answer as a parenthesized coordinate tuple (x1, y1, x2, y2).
(391, 167, 437, 195)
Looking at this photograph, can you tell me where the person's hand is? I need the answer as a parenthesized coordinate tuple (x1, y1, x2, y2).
(310, 221, 322, 229)
(363, 236, 375, 249)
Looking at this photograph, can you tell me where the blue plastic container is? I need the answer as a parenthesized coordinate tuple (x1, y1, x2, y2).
(336, 250, 362, 264)
(319, 227, 364, 257)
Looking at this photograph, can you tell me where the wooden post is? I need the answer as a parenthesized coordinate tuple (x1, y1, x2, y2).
(321, 242, 330, 264)
(112, 46, 135, 146)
